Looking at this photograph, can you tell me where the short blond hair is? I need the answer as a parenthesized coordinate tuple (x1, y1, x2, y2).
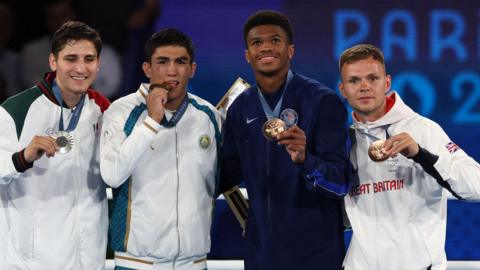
(339, 44, 386, 73)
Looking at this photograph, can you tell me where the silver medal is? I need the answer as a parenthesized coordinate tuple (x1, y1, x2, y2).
(52, 131, 74, 154)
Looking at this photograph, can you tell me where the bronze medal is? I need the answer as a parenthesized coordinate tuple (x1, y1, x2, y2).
(262, 118, 287, 140)
(368, 140, 388, 162)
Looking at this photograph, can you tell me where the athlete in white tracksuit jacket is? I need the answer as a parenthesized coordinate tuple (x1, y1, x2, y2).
(338, 44, 480, 270)
(0, 22, 109, 270)
(100, 29, 222, 270)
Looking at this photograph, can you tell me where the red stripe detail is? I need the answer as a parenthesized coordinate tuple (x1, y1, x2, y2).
(37, 72, 58, 105)
(385, 93, 395, 113)
(19, 149, 29, 169)
(87, 89, 111, 113)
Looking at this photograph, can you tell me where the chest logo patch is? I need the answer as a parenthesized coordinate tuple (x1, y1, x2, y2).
(198, 135, 211, 150)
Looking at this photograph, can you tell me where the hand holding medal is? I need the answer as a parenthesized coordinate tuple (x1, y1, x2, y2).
(24, 135, 59, 162)
(267, 108, 306, 164)
(262, 108, 298, 141)
(368, 132, 419, 162)
(146, 82, 173, 123)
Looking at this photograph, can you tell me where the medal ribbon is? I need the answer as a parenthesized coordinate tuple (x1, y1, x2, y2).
(160, 96, 189, 128)
(142, 84, 190, 128)
(52, 80, 86, 132)
(353, 125, 390, 142)
(257, 70, 293, 120)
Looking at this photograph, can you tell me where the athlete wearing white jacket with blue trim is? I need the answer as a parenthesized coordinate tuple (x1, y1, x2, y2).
(338, 44, 480, 270)
(101, 84, 221, 270)
(100, 28, 221, 270)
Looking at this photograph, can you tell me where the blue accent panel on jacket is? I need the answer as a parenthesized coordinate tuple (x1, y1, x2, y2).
(306, 169, 349, 196)
(123, 103, 147, 136)
(109, 103, 147, 252)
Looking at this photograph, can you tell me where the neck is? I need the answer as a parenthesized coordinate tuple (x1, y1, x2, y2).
(355, 101, 387, 123)
(61, 90, 83, 109)
(356, 112, 385, 123)
(165, 91, 187, 111)
(256, 69, 289, 94)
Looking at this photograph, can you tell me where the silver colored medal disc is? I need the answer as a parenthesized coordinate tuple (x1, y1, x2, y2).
(280, 108, 298, 128)
(368, 140, 388, 162)
(262, 118, 287, 140)
(52, 131, 74, 154)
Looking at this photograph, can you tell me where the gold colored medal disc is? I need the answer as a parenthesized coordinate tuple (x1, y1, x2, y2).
(262, 118, 287, 140)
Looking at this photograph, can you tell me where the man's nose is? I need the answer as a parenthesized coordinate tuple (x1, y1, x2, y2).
(260, 42, 273, 52)
(74, 62, 87, 72)
(166, 62, 177, 75)
(359, 79, 370, 91)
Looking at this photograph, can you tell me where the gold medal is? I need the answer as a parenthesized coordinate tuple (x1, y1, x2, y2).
(262, 118, 287, 140)
(368, 140, 388, 162)
(149, 82, 173, 92)
(51, 131, 74, 154)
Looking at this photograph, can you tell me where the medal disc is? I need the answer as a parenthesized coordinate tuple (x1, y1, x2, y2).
(52, 131, 74, 154)
(368, 140, 389, 162)
(262, 118, 287, 140)
(280, 108, 298, 128)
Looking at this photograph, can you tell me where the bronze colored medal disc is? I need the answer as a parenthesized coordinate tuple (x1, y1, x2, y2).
(368, 140, 388, 162)
(262, 118, 287, 140)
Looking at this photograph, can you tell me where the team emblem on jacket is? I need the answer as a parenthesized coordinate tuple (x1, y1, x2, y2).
(280, 108, 298, 128)
(445, 141, 460, 153)
(198, 135, 211, 149)
(45, 127, 55, 136)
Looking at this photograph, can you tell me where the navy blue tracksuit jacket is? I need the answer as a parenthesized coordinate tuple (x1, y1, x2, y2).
(220, 72, 351, 270)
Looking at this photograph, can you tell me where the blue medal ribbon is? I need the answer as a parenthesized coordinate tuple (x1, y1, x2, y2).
(354, 125, 390, 142)
(160, 96, 189, 128)
(52, 80, 86, 132)
(257, 70, 293, 120)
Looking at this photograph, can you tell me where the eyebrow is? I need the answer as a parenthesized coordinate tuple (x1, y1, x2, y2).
(249, 34, 282, 41)
(63, 54, 97, 58)
(155, 56, 190, 61)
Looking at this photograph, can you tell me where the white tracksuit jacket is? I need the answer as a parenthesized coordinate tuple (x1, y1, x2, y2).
(0, 73, 109, 270)
(343, 92, 480, 270)
(100, 84, 221, 270)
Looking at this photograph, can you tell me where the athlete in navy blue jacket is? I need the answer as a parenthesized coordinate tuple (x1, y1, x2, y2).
(220, 10, 350, 270)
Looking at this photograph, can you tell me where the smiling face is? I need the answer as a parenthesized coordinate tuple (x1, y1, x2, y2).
(245, 24, 294, 78)
(142, 45, 196, 109)
(339, 57, 391, 122)
(49, 39, 99, 105)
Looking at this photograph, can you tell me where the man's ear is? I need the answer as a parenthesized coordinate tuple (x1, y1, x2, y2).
(189, 62, 197, 78)
(142, 62, 151, 79)
(288, 44, 294, 60)
(245, 49, 251, 64)
(49, 53, 57, 71)
(385, 74, 392, 92)
(338, 81, 347, 98)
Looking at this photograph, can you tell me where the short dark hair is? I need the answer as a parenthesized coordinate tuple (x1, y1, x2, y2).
(339, 44, 386, 73)
(50, 21, 102, 57)
(144, 28, 195, 63)
(243, 10, 293, 47)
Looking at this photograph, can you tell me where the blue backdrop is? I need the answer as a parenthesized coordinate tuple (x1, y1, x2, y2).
(152, 0, 480, 261)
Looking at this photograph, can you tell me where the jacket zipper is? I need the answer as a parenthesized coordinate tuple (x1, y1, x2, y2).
(173, 126, 180, 269)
